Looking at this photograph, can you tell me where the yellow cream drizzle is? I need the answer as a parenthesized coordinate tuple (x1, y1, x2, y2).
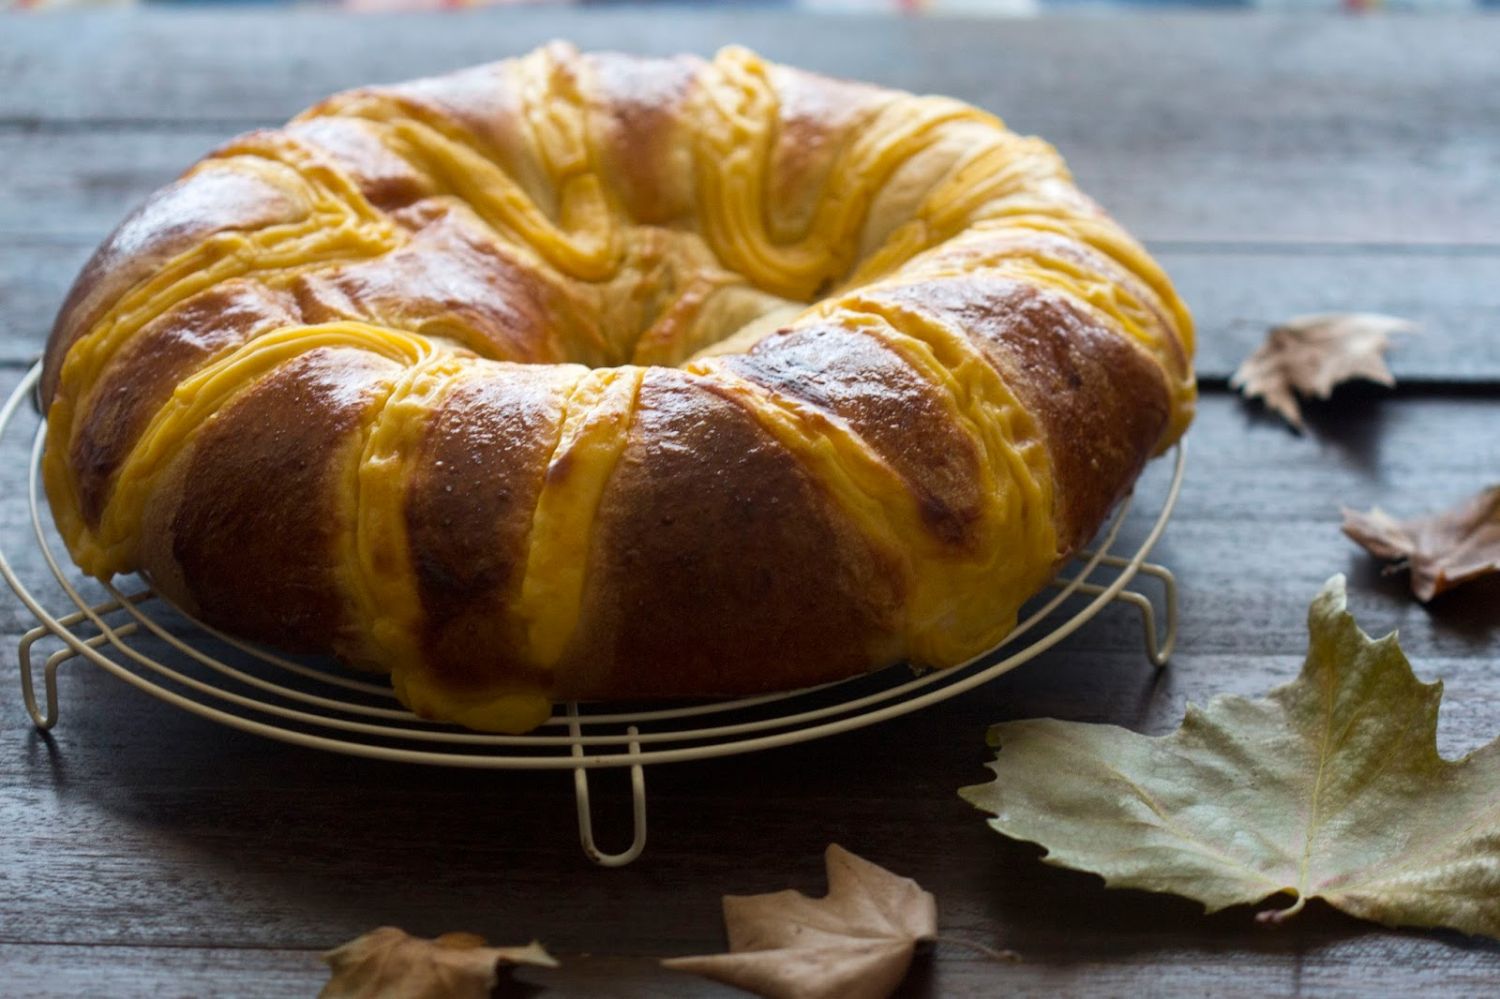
(341, 350, 566, 735)
(692, 46, 995, 300)
(63, 322, 430, 579)
(899, 246, 1196, 440)
(346, 351, 468, 668)
(332, 99, 621, 283)
(838, 134, 1066, 291)
(969, 206, 1195, 358)
(44, 133, 404, 565)
(43, 44, 1196, 732)
(689, 299, 1056, 666)
(513, 366, 644, 667)
(391, 671, 555, 736)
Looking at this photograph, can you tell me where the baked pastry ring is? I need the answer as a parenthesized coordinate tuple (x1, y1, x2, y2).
(41, 44, 1195, 733)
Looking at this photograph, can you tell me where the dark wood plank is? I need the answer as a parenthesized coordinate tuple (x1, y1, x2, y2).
(1, 375, 1495, 737)
(1161, 246, 1500, 384)
(0, 131, 218, 241)
(6, 15, 1499, 373)
(2, 14, 1500, 247)
(0, 945, 327, 999)
(6, 933, 1500, 999)
(0, 240, 92, 366)
(4, 13, 1496, 152)
(0, 120, 1493, 255)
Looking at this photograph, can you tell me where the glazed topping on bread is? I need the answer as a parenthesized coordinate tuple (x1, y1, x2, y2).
(41, 44, 1195, 733)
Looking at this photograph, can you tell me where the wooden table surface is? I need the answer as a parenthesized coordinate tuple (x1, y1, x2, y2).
(3, 11, 1499, 997)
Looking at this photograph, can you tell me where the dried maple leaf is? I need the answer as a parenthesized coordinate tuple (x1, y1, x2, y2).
(319, 926, 557, 999)
(663, 844, 937, 999)
(1231, 312, 1414, 429)
(960, 576, 1500, 938)
(1343, 486, 1500, 602)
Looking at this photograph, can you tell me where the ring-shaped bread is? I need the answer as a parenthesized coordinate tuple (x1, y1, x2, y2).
(41, 45, 1195, 732)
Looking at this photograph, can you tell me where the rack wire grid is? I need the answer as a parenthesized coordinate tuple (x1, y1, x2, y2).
(3, 361, 1183, 865)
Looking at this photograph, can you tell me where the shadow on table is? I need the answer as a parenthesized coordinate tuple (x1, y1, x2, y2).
(1425, 575, 1500, 642)
(1347, 550, 1500, 647)
(960, 833, 1500, 967)
(1235, 382, 1392, 478)
(1299, 384, 1393, 477)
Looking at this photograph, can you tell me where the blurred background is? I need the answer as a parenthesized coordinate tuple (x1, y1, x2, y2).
(6, 0, 1496, 15)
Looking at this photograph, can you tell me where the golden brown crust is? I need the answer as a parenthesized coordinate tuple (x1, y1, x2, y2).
(41, 164, 308, 405)
(70, 281, 299, 526)
(765, 65, 892, 243)
(858, 276, 1171, 551)
(722, 322, 986, 548)
(555, 369, 906, 699)
(406, 364, 577, 692)
(289, 208, 577, 363)
(286, 117, 436, 212)
(583, 52, 702, 225)
(921, 227, 1190, 383)
(138, 347, 399, 651)
(41, 47, 1194, 728)
(366, 59, 555, 214)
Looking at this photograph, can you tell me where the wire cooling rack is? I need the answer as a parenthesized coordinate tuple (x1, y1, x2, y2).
(2, 362, 1183, 865)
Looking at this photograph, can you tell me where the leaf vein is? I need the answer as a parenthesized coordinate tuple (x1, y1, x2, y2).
(1027, 727, 1286, 892)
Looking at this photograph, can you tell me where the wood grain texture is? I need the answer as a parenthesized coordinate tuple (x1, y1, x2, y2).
(1, 13, 1492, 120)
(2, 12, 1499, 998)
(2, 13, 1497, 249)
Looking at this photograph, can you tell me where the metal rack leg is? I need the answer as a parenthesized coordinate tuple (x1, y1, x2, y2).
(20, 625, 145, 730)
(1068, 559, 1178, 667)
(18, 600, 139, 730)
(567, 703, 648, 867)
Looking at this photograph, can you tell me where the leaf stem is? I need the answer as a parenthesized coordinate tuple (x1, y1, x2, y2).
(1255, 894, 1307, 927)
(934, 935, 1022, 963)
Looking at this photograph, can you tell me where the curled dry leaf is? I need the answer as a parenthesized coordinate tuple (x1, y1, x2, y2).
(1343, 486, 1500, 601)
(664, 844, 937, 999)
(319, 926, 557, 999)
(961, 577, 1500, 939)
(1231, 312, 1414, 429)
